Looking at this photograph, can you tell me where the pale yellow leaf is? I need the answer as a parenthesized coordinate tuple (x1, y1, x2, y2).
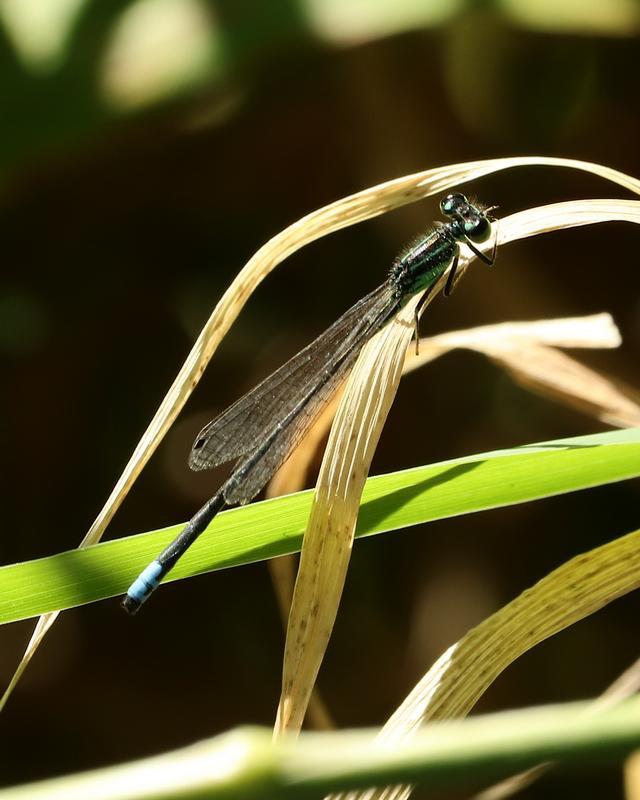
(475, 654, 640, 799)
(626, 750, 640, 800)
(483, 342, 640, 428)
(330, 527, 640, 800)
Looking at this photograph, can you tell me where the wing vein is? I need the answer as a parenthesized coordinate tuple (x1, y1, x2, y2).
(222, 284, 400, 504)
(189, 281, 395, 471)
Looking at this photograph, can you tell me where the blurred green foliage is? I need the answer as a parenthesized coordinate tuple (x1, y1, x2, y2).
(0, 0, 639, 178)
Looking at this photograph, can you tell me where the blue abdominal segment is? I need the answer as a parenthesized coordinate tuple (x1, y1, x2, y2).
(122, 561, 164, 615)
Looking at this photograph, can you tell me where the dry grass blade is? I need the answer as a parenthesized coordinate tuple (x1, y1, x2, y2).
(626, 753, 640, 800)
(267, 399, 344, 731)
(475, 654, 640, 800)
(328, 527, 640, 800)
(266, 395, 343, 623)
(484, 343, 640, 428)
(410, 313, 622, 367)
(266, 310, 634, 731)
(410, 314, 639, 428)
(4, 160, 640, 711)
(275, 198, 640, 739)
(274, 292, 423, 736)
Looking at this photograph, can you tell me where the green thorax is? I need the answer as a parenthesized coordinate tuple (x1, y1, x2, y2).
(389, 227, 457, 301)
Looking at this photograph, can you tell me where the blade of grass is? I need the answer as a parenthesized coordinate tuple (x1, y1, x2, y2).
(0, 428, 639, 624)
(275, 290, 420, 735)
(475, 653, 640, 799)
(4, 698, 640, 800)
(332, 522, 640, 800)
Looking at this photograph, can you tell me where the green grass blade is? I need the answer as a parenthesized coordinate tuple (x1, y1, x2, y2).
(3, 698, 640, 799)
(1, 428, 639, 623)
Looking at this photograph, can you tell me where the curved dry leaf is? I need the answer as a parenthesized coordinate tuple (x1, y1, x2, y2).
(4, 160, 640, 711)
(474, 764, 551, 800)
(275, 199, 640, 739)
(268, 395, 343, 731)
(413, 313, 640, 426)
(413, 314, 639, 429)
(484, 343, 640, 428)
(476, 653, 640, 800)
(330, 527, 640, 800)
(274, 293, 423, 736)
(410, 313, 622, 366)
(267, 399, 343, 732)
(266, 311, 634, 731)
(626, 753, 640, 800)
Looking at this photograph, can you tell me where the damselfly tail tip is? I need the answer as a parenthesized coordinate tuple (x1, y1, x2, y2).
(121, 560, 164, 615)
(121, 594, 142, 616)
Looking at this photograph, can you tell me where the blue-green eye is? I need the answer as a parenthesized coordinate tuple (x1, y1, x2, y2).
(464, 215, 490, 242)
(440, 192, 468, 216)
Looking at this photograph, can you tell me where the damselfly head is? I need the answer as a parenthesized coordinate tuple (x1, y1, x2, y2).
(440, 192, 468, 216)
(440, 192, 493, 243)
(462, 212, 491, 243)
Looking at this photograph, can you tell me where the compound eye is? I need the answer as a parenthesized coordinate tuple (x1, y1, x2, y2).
(464, 215, 491, 242)
(440, 192, 468, 216)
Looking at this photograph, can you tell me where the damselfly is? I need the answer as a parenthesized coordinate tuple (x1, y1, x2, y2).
(122, 192, 497, 614)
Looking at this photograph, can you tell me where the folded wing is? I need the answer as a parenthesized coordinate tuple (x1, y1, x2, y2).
(189, 282, 397, 478)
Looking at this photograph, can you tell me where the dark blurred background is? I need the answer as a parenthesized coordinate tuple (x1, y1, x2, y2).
(1, 1, 640, 797)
